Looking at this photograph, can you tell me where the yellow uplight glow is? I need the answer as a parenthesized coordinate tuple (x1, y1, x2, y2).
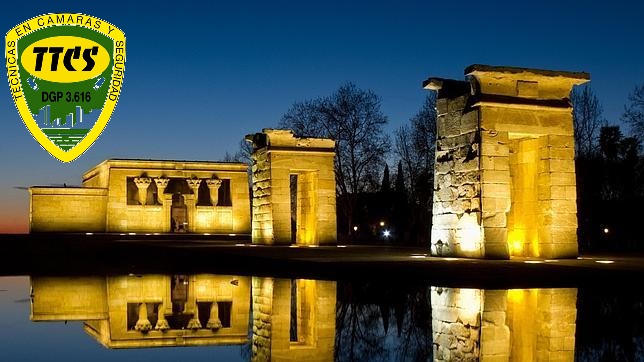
(457, 214, 481, 252)
(595, 260, 614, 264)
(458, 288, 481, 322)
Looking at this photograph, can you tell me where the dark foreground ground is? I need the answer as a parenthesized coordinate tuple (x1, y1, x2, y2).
(1, 233, 643, 288)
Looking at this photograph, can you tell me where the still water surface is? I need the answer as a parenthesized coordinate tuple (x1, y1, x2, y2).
(0, 274, 642, 361)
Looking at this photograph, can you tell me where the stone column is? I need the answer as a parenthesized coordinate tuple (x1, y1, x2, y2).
(184, 194, 196, 232)
(134, 302, 152, 332)
(186, 302, 202, 330)
(186, 178, 202, 203)
(207, 302, 222, 330)
(133, 177, 151, 205)
(162, 194, 173, 232)
(154, 177, 169, 205)
(206, 179, 222, 206)
(155, 302, 170, 331)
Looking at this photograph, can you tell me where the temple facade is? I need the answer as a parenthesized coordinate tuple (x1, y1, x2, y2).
(29, 159, 251, 234)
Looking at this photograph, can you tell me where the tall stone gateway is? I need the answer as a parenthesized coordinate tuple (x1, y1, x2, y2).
(425, 65, 589, 259)
(246, 129, 337, 245)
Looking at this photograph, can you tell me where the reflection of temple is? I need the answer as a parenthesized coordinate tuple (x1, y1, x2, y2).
(431, 287, 577, 361)
(29, 274, 579, 359)
(29, 159, 251, 234)
(30, 275, 251, 348)
(29, 274, 337, 359)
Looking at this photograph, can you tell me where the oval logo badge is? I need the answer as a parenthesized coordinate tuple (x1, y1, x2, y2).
(20, 36, 110, 83)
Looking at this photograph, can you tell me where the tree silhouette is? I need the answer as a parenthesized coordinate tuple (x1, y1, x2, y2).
(279, 83, 390, 240)
(622, 82, 644, 142)
(393, 94, 437, 244)
(380, 164, 390, 193)
(572, 85, 604, 158)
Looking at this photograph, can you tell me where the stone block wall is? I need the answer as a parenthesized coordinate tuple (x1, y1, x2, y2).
(29, 187, 107, 232)
(250, 147, 274, 244)
(431, 81, 484, 258)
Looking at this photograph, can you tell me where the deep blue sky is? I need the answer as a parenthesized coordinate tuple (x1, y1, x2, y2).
(1, 0, 643, 232)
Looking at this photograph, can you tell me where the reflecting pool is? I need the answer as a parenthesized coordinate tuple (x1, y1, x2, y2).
(1, 274, 643, 361)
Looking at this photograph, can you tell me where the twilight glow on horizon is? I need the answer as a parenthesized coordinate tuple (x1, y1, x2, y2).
(1, 0, 643, 233)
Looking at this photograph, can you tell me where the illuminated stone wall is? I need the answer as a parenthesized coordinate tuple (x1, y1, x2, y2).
(251, 277, 336, 362)
(247, 129, 336, 245)
(29, 187, 107, 232)
(426, 65, 589, 259)
(30, 159, 250, 234)
(431, 287, 577, 361)
(430, 80, 484, 258)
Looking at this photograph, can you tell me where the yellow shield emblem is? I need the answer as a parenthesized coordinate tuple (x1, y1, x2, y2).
(5, 13, 125, 162)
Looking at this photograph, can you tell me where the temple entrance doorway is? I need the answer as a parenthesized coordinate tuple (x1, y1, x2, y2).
(171, 193, 188, 232)
(507, 136, 541, 257)
(289, 171, 318, 245)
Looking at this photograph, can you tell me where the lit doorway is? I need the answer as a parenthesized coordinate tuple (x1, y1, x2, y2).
(171, 193, 187, 232)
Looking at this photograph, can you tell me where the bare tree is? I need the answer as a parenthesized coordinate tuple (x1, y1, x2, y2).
(622, 82, 644, 142)
(279, 83, 390, 238)
(395, 94, 436, 195)
(571, 85, 604, 158)
(223, 138, 252, 164)
(394, 94, 437, 244)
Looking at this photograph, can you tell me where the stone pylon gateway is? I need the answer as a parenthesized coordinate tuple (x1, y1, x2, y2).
(425, 65, 589, 259)
(246, 129, 337, 245)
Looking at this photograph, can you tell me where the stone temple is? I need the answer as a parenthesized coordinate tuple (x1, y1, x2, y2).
(30, 159, 251, 234)
(29, 64, 587, 260)
(425, 65, 589, 259)
(29, 129, 337, 247)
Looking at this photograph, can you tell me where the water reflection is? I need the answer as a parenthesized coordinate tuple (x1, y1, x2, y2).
(31, 275, 251, 348)
(251, 278, 336, 361)
(431, 288, 576, 361)
(27, 275, 582, 360)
